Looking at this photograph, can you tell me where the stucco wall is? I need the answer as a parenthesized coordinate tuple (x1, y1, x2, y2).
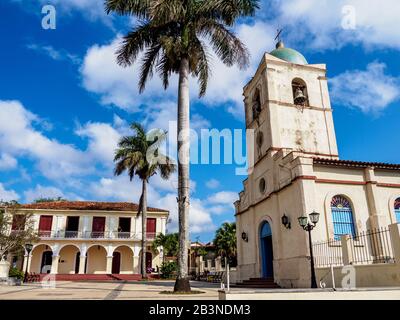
(58, 245, 79, 274)
(86, 246, 107, 274)
(316, 263, 400, 288)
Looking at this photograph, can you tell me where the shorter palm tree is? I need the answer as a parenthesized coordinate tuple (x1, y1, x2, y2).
(114, 123, 176, 279)
(152, 233, 179, 263)
(213, 222, 237, 276)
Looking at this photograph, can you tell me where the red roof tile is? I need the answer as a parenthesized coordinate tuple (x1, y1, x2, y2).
(313, 158, 400, 170)
(19, 201, 168, 213)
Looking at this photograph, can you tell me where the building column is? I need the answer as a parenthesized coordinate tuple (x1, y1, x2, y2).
(106, 256, 113, 274)
(341, 235, 354, 265)
(389, 223, 400, 264)
(50, 255, 59, 274)
(78, 255, 87, 274)
(132, 245, 140, 274)
(133, 256, 140, 274)
(365, 167, 388, 229)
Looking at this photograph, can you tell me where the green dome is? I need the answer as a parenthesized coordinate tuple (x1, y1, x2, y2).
(270, 42, 308, 65)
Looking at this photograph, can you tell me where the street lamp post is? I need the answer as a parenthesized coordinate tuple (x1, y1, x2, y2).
(23, 243, 33, 283)
(298, 211, 320, 288)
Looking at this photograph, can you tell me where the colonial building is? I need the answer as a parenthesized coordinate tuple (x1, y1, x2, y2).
(6, 201, 168, 278)
(234, 41, 400, 288)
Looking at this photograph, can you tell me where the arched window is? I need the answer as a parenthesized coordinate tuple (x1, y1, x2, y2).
(252, 88, 262, 120)
(395, 198, 400, 222)
(331, 195, 356, 240)
(292, 78, 309, 106)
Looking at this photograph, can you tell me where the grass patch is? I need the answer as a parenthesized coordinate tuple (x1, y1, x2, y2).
(159, 290, 205, 295)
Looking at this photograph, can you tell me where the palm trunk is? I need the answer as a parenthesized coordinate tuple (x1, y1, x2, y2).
(174, 57, 191, 292)
(141, 179, 148, 279)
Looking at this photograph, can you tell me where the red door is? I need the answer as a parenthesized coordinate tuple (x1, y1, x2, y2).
(39, 216, 53, 237)
(146, 218, 156, 239)
(92, 217, 105, 238)
(112, 252, 121, 274)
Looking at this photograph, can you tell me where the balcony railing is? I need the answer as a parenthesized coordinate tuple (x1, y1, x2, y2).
(36, 230, 160, 240)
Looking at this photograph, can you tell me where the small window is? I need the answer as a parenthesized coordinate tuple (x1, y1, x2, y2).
(252, 88, 262, 120)
(331, 195, 356, 240)
(395, 198, 400, 222)
(292, 78, 309, 106)
(11, 215, 26, 231)
(256, 131, 264, 148)
(259, 178, 266, 194)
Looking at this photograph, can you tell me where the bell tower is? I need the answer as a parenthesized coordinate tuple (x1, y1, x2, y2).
(243, 41, 339, 164)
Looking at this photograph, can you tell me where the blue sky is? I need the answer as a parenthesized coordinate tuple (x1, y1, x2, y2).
(0, 0, 399, 241)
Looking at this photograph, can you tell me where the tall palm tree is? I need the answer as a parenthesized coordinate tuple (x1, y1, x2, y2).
(105, 0, 259, 291)
(114, 123, 175, 279)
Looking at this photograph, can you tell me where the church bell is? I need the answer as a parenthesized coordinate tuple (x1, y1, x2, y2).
(294, 87, 306, 105)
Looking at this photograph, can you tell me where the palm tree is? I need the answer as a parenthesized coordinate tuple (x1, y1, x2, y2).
(105, 0, 259, 291)
(213, 222, 237, 266)
(152, 233, 179, 263)
(114, 123, 175, 279)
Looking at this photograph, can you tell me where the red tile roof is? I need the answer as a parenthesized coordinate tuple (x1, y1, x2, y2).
(19, 201, 168, 213)
(313, 158, 400, 170)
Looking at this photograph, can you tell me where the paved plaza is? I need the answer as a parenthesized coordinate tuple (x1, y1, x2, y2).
(1, 280, 400, 300)
(0, 280, 221, 300)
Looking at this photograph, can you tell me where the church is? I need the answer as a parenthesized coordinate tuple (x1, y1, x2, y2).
(234, 41, 400, 288)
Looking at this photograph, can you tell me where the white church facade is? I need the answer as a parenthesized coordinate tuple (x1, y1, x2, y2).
(234, 41, 400, 288)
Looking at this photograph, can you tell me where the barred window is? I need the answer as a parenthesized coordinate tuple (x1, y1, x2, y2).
(395, 198, 400, 223)
(331, 195, 356, 240)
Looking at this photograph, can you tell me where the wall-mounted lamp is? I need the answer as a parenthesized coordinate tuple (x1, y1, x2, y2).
(281, 214, 291, 229)
(241, 231, 248, 242)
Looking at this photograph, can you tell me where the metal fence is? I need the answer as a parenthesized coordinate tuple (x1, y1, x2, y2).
(349, 227, 395, 265)
(313, 227, 395, 267)
(313, 239, 343, 267)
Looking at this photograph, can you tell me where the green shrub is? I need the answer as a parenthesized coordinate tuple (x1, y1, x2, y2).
(9, 267, 24, 280)
(160, 261, 177, 279)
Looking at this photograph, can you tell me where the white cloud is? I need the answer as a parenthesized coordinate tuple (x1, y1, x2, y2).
(154, 193, 215, 234)
(274, 0, 400, 50)
(27, 44, 81, 65)
(76, 121, 121, 165)
(0, 100, 92, 180)
(208, 205, 231, 215)
(207, 191, 238, 206)
(0, 183, 19, 202)
(23, 185, 80, 203)
(80, 21, 276, 118)
(39, 0, 107, 21)
(81, 37, 177, 112)
(205, 179, 220, 189)
(0, 153, 17, 170)
(88, 175, 213, 233)
(330, 62, 400, 113)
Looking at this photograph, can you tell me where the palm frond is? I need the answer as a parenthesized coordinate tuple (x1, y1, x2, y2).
(198, 18, 249, 69)
(149, 0, 186, 25)
(116, 21, 160, 67)
(190, 36, 211, 97)
(139, 44, 162, 93)
(197, 0, 260, 26)
(105, 0, 151, 19)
